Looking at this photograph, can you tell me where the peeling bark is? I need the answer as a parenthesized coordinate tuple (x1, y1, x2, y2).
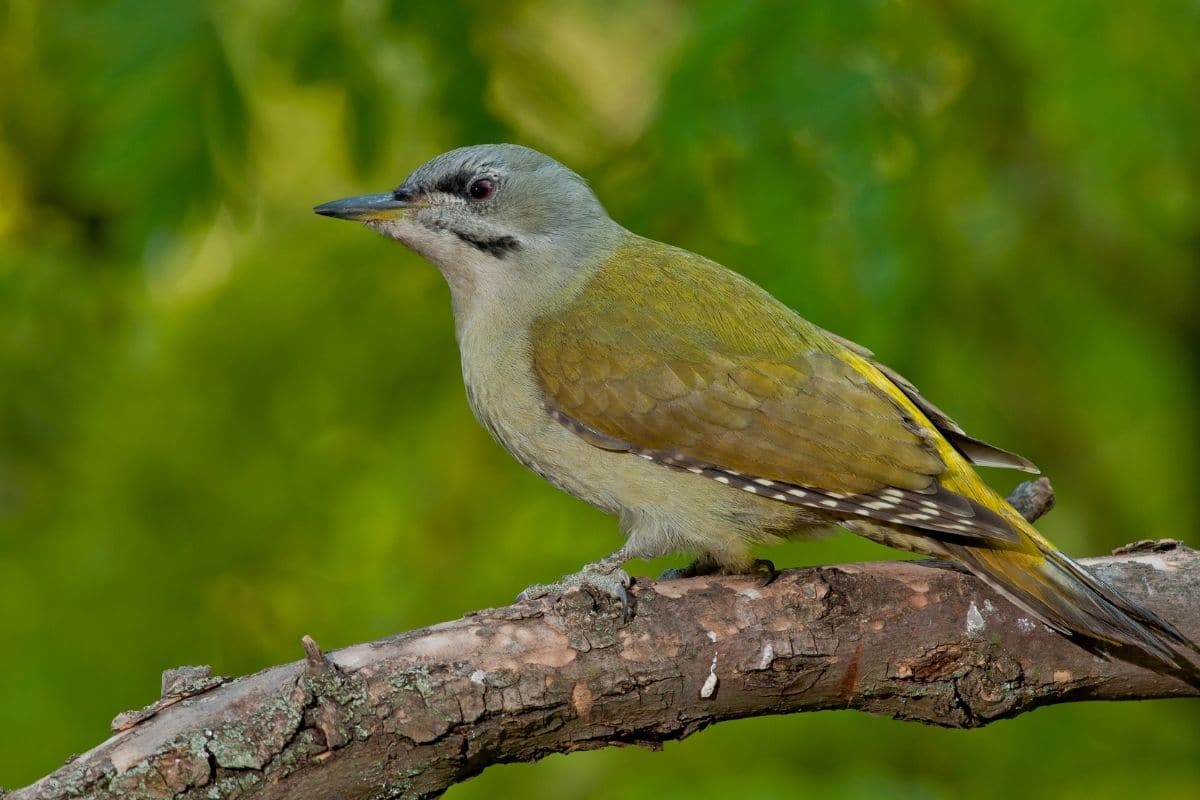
(7, 480, 1198, 800)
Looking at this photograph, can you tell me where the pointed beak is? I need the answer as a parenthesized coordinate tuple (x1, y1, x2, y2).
(313, 193, 412, 222)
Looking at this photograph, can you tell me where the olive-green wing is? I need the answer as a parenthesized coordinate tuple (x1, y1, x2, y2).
(531, 240, 1018, 544)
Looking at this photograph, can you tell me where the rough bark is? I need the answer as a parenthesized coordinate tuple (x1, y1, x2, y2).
(6, 479, 1198, 800)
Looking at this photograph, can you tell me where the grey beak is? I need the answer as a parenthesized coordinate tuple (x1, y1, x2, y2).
(313, 193, 411, 221)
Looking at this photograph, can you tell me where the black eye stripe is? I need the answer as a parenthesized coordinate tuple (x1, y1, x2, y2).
(427, 167, 501, 199)
(431, 171, 472, 197)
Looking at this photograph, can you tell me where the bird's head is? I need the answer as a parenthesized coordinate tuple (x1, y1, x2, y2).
(315, 144, 621, 310)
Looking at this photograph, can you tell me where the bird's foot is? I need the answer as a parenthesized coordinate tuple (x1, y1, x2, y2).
(749, 558, 779, 586)
(517, 560, 632, 620)
(657, 559, 720, 580)
(658, 558, 778, 587)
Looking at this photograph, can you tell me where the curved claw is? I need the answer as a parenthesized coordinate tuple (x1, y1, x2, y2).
(751, 558, 779, 587)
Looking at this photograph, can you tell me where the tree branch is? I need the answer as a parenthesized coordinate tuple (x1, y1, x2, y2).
(7, 480, 1198, 800)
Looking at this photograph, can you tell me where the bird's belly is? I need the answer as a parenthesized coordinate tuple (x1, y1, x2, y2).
(462, 346, 623, 514)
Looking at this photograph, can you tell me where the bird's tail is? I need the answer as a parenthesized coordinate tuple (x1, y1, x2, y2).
(942, 528, 1200, 685)
(836, 346, 1197, 682)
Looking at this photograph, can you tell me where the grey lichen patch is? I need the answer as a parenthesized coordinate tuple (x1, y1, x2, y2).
(292, 659, 372, 758)
(272, 728, 328, 774)
(162, 665, 224, 698)
(386, 663, 448, 706)
(106, 739, 210, 796)
(204, 774, 259, 800)
(206, 682, 306, 770)
(307, 665, 369, 711)
(475, 667, 516, 689)
(384, 665, 472, 744)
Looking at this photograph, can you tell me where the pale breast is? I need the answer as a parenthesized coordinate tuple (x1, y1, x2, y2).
(459, 326, 624, 515)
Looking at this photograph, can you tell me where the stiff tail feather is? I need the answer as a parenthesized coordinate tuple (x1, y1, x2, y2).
(946, 534, 1200, 686)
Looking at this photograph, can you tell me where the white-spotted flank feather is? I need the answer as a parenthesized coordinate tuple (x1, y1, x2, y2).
(548, 405, 1017, 545)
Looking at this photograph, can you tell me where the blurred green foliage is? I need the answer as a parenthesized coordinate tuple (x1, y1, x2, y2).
(1, 0, 1198, 795)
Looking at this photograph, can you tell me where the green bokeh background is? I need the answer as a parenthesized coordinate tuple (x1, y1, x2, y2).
(2, 0, 1198, 795)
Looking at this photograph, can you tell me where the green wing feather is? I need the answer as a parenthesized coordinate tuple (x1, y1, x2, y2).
(532, 238, 1022, 545)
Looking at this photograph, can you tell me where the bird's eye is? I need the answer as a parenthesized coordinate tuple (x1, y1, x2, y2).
(468, 178, 494, 201)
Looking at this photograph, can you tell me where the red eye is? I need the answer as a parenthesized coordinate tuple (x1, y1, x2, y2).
(468, 178, 494, 201)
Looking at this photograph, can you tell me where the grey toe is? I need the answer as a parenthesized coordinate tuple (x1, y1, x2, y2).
(516, 566, 632, 620)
